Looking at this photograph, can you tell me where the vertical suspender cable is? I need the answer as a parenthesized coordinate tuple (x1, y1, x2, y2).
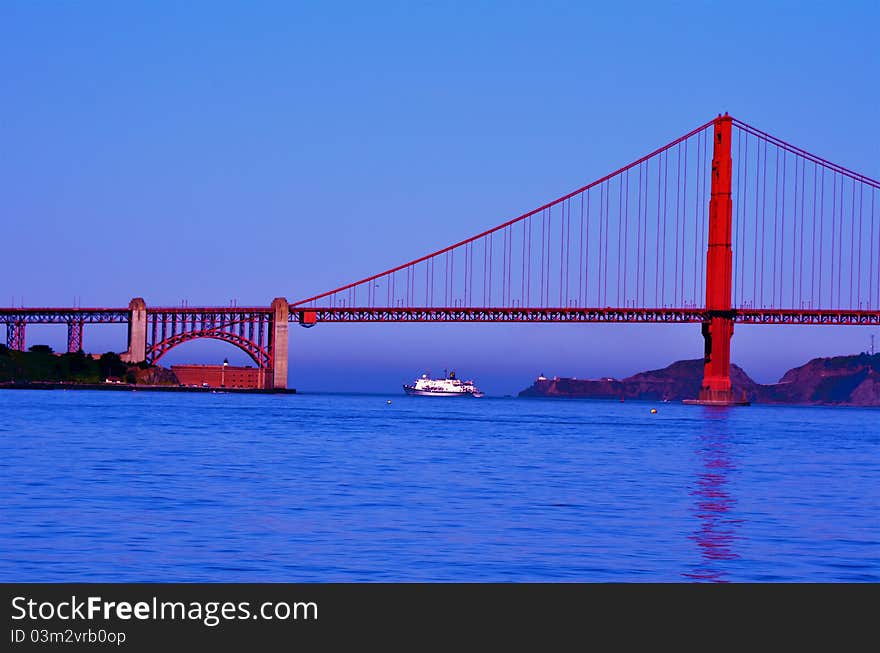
(818, 168, 825, 308)
(522, 219, 527, 306)
(828, 171, 840, 308)
(673, 143, 681, 306)
(838, 177, 844, 308)
(681, 140, 688, 305)
(527, 216, 532, 305)
(623, 170, 630, 305)
(772, 147, 779, 307)
(599, 187, 604, 306)
(856, 185, 863, 307)
(780, 150, 787, 308)
(753, 136, 761, 304)
(546, 207, 552, 305)
(871, 190, 876, 309)
(810, 163, 818, 307)
(579, 193, 585, 305)
(790, 154, 797, 308)
(636, 165, 642, 308)
(568, 199, 573, 303)
(604, 183, 610, 305)
(661, 151, 668, 305)
(618, 175, 624, 305)
(488, 235, 493, 306)
(694, 135, 700, 305)
(540, 211, 545, 306)
(743, 130, 749, 307)
(798, 160, 805, 308)
(655, 153, 661, 306)
(585, 190, 591, 305)
(760, 139, 768, 307)
(560, 201, 566, 305)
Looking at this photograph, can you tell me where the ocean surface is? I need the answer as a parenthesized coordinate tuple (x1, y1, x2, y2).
(1, 389, 877, 582)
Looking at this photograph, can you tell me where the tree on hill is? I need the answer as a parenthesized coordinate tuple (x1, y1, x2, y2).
(98, 352, 128, 379)
(64, 350, 92, 375)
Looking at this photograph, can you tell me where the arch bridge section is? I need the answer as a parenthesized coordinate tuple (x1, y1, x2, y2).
(0, 298, 290, 390)
(142, 299, 289, 389)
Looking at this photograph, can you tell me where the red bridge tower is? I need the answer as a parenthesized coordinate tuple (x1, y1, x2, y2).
(696, 114, 742, 405)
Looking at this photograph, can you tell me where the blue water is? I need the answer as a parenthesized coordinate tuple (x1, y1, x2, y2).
(0, 390, 877, 582)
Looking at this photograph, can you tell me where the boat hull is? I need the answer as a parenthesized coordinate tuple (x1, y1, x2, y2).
(403, 385, 482, 397)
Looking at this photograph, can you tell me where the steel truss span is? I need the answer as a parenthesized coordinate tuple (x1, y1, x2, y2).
(0, 307, 271, 325)
(293, 307, 707, 323)
(734, 309, 880, 326)
(145, 309, 275, 369)
(0, 309, 130, 324)
(291, 307, 880, 325)
(147, 330, 271, 368)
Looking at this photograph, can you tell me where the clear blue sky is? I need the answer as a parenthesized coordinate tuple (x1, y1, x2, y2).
(2, 1, 878, 393)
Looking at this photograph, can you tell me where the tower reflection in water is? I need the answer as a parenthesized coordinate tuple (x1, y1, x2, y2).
(684, 409, 743, 582)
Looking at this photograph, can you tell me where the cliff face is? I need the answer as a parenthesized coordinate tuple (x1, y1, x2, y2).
(760, 354, 880, 405)
(623, 359, 761, 401)
(519, 359, 759, 402)
(519, 354, 880, 406)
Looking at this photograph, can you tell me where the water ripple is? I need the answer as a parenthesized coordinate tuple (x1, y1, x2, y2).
(0, 391, 877, 582)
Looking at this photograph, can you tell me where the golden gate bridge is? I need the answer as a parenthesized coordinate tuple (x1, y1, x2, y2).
(3, 115, 879, 402)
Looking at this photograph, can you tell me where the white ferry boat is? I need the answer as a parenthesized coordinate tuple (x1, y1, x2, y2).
(403, 371, 484, 397)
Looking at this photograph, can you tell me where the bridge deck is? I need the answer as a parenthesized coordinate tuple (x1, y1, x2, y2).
(289, 307, 880, 326)
(2, 306, 880, 326)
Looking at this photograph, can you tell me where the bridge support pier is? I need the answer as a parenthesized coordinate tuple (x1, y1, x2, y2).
(267, 297, 289, 389)
(122, 297, 147, 363)
(7, 320, 26, 351)
(690, 114, 748, 406)
(67, 320, 84, 353)
(698, 317, 738, 403)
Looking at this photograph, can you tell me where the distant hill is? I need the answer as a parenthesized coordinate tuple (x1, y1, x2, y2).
(519, 354, 880, 406)
(759, 353, 880, 405)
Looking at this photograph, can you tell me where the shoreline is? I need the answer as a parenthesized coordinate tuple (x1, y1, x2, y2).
(517, 394, 879, 408)
(0, 382, 296, 395)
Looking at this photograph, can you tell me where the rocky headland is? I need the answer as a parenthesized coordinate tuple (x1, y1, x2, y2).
(519, 354, 880, 406)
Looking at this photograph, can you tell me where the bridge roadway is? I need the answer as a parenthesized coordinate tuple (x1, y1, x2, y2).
(3, 305, 880, 326)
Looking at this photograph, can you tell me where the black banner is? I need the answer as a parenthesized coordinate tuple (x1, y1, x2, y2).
(2, 583, 876, 650)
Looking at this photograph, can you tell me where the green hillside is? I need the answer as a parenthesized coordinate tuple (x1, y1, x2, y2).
(0, 345, 135, 384)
